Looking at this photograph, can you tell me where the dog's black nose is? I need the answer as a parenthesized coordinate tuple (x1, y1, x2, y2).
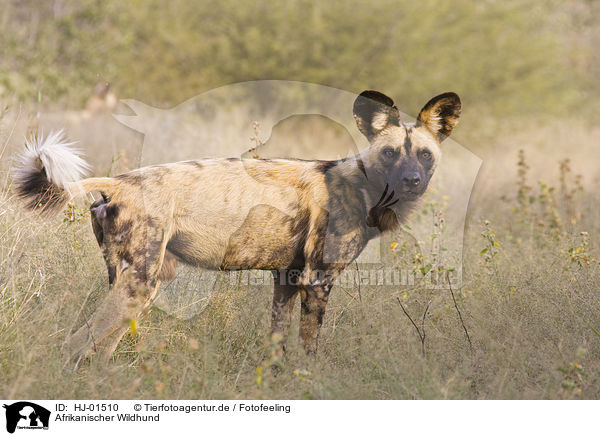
(402, 173, 421, 187)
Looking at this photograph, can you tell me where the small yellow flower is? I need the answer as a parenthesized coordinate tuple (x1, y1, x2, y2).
(129, 319, 138, 336)
(391, 242, 398, 250)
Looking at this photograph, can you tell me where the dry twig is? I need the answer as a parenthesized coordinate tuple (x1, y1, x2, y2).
(397, 297, 431, 357)
(446, 271, 473, 352)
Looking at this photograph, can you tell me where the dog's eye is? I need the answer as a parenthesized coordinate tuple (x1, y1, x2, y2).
(420, 150, 432, 160)
(382, 148, 395, 158)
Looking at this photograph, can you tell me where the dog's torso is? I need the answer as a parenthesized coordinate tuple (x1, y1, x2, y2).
(109, 157, 375, 272)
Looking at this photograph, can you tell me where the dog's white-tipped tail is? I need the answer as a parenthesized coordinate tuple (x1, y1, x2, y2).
(13, 129, 91, 215)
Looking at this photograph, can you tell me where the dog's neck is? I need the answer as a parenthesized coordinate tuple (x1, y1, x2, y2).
(323, 155, 419, 237)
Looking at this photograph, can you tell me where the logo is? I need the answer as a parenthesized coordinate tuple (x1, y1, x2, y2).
(2, 402, 50, 433)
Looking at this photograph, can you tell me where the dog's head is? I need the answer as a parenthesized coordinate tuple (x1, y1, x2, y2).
(353, 90, 461, 201)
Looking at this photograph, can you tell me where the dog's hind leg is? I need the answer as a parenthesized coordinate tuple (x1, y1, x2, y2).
(90, 197, 117, 284)
(93, 277, 161, 361)
(66, 270, 159, 368)
(67, 270, 163, 367)
(91, 198, 177, 285)
(66, 201, 174, 369)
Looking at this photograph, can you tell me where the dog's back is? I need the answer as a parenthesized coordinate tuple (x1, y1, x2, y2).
(112, 157, 329, 270)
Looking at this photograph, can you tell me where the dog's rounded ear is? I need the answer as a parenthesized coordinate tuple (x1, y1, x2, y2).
(416, 92, 461, 142)
(353, 90, 400, 140)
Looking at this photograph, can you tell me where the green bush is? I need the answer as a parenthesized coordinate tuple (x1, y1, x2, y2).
(0, 0, 588, 116)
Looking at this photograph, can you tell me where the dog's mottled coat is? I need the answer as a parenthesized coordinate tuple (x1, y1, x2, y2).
(13, 90, 461, 364)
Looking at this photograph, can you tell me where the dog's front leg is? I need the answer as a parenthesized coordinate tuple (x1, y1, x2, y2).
(270, 270, 299, 355)
(299, 274, 334, 356)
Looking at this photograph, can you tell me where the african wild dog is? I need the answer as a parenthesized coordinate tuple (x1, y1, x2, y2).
(13, 90, 461, 365)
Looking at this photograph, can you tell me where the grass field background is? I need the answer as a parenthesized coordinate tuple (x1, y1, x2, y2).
(1, 0, 600, 399)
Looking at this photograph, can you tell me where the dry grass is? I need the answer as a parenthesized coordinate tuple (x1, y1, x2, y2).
(1, 106, 600, 400)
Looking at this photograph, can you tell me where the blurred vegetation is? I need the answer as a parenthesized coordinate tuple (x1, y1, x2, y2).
(2, 0, 600, 401)
(1, 0, 598, 117)
(2, 138, 600, 399)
